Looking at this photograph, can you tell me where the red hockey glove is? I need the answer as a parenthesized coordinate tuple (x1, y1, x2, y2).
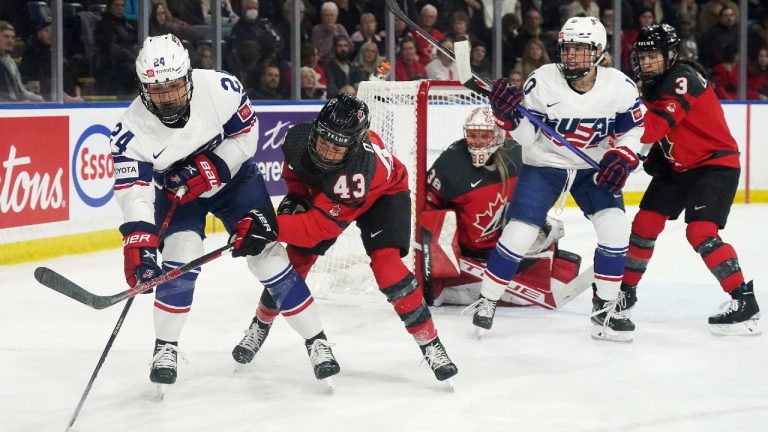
(594, 146, 639, 194)
(164, 151, 231, 204)
(120, 222, 162, 288)
(230, 208, 279, 258)
(490, 78, 523, 130)
(277, 194, 312, 215)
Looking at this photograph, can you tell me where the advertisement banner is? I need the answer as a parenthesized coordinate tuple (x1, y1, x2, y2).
(0, 116, 69, 229)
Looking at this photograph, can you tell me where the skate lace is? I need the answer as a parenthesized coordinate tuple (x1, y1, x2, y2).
(150, 344, 187, 369)
(614, 291, 631, 319)
(421, 342, 451, 370)
(462, 297, 496, 318)
(713, 299, 740, 317)
(240, 323, 269, 351)
(591, 298, 620, 327)
(309, 339, 335, 365)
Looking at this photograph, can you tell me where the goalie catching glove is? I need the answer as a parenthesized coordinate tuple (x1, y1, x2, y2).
(164, 150, 231, 204)
(593, 146, 639, 194)
(230, 208, 279, 257)
(120, 221, 163, 288)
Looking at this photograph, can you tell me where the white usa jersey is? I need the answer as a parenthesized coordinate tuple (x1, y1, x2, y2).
(512, 64, 644, 169)
(110, 68, 258, 225)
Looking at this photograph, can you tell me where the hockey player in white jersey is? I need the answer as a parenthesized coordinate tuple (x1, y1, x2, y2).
(467, 17, 645, 342)
(110, 34, 339, 389)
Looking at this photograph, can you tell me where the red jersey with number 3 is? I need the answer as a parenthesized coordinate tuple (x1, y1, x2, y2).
(641, 62, 740, 172)
(278, 122, 408, 248)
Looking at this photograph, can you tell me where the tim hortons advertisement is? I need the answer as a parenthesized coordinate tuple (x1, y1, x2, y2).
(0, 116, 69, 229)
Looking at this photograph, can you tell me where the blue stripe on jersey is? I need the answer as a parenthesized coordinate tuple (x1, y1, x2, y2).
(614, 98, 644, 135)
(113, 154, 154, 188)
(223, 94, 257, 137)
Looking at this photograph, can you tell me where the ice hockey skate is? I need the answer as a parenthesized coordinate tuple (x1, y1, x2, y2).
(709, 281, 761, 336)
(591, 285, 635, 343)
(615, 283, 637, 320)
(150, 339, 180, 400)
(305, 336, 340, 391)
(463, 295, 497, 339)
(419, 337, 458, 390)
(232, 318, 272, 367)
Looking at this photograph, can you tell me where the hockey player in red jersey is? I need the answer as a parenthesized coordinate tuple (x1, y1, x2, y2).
(621, 24, 760, 336)
(230, 93, 458, 382)
(421, 106, 585, 309)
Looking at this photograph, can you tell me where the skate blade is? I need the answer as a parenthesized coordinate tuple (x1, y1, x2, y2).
(443, 378, 456, 393)
(474, 327, 486, 340)
(233, 362, 250, 374)
(710, 320, 762, 336)
(321, 377, 335, 393)
(591, 325, 633, 343)
(154, 383, 169, 401)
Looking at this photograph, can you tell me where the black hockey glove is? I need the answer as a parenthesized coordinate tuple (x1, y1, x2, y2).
(230, 209, 279, 257)
(277, 194, 312, 215)
(643, 143, 671, 178)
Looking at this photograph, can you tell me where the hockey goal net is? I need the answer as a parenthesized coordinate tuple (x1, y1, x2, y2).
(305, 80, 488, 298)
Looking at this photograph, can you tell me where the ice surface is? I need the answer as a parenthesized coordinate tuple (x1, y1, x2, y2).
(2, 205, 767, 432)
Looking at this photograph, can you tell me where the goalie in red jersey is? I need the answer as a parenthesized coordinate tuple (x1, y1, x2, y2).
(619, 24, 760, 336)
(421, 106, 587, 309)
(230, 93, 458, 382)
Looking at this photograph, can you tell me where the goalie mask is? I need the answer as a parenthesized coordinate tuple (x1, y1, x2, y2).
(136, 34, 193, 124)
(556, 17, 607, 82)
(631, 24, 680, 86)
(463, 106, 505, 167)
(309, 93, 370, 172)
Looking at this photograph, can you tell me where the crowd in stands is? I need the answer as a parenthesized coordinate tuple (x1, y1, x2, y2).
(0, 0, 767, 102)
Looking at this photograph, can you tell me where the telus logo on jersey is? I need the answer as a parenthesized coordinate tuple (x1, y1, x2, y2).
(73, 125, 115, 207)
(0, 117, 69, 229)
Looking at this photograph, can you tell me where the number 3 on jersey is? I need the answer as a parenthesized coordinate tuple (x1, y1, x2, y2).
(333, 173, 365, 199)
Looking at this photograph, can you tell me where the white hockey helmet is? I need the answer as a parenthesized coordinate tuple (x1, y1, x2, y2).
(463, 106, 505, 167)
(135, 34, 193, 124)
(557, 17, 607, 81)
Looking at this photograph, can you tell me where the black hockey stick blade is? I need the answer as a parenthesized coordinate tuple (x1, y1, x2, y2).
(34, 244, 232, 310)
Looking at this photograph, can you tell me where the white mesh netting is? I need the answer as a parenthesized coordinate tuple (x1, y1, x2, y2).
(306, 80, 488, 298)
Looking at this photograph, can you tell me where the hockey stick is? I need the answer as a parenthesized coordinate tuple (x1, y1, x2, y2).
(63, 191, 183, 431)
(383, 0, 599, 170)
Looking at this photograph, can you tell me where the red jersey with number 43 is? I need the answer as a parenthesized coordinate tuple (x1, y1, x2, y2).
(278, 122, 408, 248)
(641, 62, 740, 172)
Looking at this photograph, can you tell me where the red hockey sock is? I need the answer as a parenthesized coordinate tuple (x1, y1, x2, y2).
(623, 209, 667, 287)
(686, 221, 745, 293)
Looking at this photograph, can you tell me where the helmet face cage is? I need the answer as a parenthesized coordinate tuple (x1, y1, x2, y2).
(308, 94, 370, 172)
(556, 17, 606, 82)
(139, 71, 193, 124)
(136, 34, 193, 124)
(631, 24, 680, 85)
(463, 106, 505, 167)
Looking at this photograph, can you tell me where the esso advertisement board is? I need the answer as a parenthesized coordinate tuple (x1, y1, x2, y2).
(0, 116, 69, 228)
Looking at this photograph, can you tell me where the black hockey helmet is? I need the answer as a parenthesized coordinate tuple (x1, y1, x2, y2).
(631, 24, 680, 85)
(309, 93, 370, 172)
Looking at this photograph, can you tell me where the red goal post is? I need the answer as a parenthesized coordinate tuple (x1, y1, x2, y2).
(304, 80, 489, 298)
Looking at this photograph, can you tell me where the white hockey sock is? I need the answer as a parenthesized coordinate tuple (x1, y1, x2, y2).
(282, 301, 323, 340)
(154, 308, 189, 342)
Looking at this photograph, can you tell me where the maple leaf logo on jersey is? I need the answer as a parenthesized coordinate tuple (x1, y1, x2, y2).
(473, 193, 508, 238)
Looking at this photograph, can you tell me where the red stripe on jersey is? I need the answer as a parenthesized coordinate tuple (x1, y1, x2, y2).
(154, 301, 191, 314)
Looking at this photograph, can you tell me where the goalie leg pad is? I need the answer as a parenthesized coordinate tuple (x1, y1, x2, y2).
(419, 209, 461, 278)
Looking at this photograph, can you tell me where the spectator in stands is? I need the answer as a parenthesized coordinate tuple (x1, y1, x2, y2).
(698, 6, 738, 69)
(395, 37, 426, 81)
(447, 11, 481, 49)
(167, 0, 204, 26)
(20, 16, 83, 102)
(509, 8, 543, 71)
(601, 8, 616, 54)
(350, 13, 385, 57)
(425, 37, 458, 80)
(507, 70, 524, 89)
(200, 0, 238, 24)
(356, 40, 385, 80)
(512, 38, 550, 81)
(501, 12, 521, 75)
(561, 0, 600, 25)
(392, 17, 411, 50)
(275, 0, 311, 62)
(621, 7, 655, 73)
(150, 2, 174, 36)
(712, 47, 739, 100)
(191, 43, 213, 68)
(412, 4, 444, 66)
(470, 41, 491, 80)
(0, 21, 44, 102)
(227, 0, 283, 80)
(698, 0, 739, 34)
(94, 0, 139, 96)
(332, 0, 362, 36)
(311, 2, 349, 65)
(301, 42, 327, 87)
(677, 18, 699, 62)
(249, 64, 285, 100)
(300, 66, 325, 100)
(747, 10, 768, 62)
(153, 0, 200, 43)
(324, 35, 365, 99)
(338, 83, 356, 96)
(665, 0, 698, 28)
(747, 46, 768, 100)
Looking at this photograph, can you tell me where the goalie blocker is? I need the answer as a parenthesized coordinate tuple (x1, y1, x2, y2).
(418, 209, 589, 309)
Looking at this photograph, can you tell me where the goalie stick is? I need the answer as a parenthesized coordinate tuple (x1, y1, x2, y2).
(383, 0, 599, 170)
